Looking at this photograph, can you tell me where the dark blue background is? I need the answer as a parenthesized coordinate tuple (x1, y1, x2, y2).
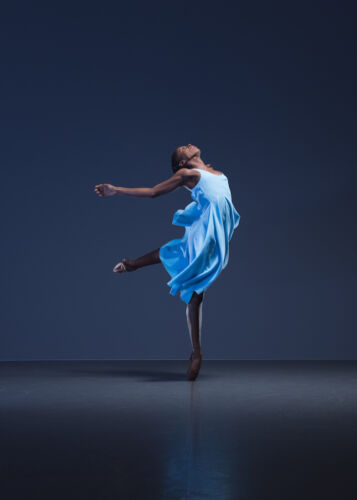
(2, 1, 356, 360)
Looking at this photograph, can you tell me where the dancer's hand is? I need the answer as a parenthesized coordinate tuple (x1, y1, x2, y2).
(94, 184, 117, 197)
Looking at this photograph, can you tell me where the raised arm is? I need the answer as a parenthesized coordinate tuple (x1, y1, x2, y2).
(94, 168, 194, 199)
(151, 168, 192, 198)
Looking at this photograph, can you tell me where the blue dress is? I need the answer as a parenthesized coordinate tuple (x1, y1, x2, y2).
(159, 167, 240, 304)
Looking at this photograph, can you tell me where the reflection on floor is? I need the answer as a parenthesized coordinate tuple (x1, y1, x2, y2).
(1, 360, 356, 499)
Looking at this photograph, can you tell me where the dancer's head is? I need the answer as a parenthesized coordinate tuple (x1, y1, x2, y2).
(171, 144, 201, 173)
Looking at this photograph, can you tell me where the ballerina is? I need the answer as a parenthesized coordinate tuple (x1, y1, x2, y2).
(94, 144, 240, 380)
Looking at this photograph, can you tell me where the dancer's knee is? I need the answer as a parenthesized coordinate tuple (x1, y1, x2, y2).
(189, 290, 205, 305)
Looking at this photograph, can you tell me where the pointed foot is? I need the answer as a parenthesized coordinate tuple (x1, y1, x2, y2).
(113, 258, 137, 273)
(186, 351, 202, 381)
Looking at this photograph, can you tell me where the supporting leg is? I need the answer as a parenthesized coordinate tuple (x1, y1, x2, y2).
(186, 291, 205, 381)
(186, 291, 204, 354)
(113, 247, 162, 273)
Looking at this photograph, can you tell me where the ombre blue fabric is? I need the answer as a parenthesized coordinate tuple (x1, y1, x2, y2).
(159, 167, 240, 304)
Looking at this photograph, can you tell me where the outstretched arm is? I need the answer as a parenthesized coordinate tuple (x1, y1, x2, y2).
(94, 168, 193, 199)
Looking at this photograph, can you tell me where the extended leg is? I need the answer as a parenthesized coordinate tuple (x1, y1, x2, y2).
(186, 291, 205, 381)
(113, 247, 161, 273)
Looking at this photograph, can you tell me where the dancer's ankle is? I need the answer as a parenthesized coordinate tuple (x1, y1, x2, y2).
(122, 258, 138, 272)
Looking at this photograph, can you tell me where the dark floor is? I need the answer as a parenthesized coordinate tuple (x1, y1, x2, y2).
(0, 360, 357, 500)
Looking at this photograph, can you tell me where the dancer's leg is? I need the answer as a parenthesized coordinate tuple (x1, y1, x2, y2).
(186, 291, 205, 381)
(113, 247, 162, 273)
(186, 291, 205, 355)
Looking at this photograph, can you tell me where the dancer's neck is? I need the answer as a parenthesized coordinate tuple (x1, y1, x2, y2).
(187, 157, 211, 171)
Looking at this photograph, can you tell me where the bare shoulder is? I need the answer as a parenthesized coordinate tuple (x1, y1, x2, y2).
(177, 168, 199, 179)
(179, 168, 201, 189)
(178, 168, 201, 189)
(209, 167, 224, 176)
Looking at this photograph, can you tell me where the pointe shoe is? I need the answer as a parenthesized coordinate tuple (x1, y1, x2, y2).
(113, 258, 137, 273)
(186, 351, 202, 381)
(113, 261, 126, 273)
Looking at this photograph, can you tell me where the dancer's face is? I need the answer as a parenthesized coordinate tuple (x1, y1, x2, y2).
(176, 144, 201, 167)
